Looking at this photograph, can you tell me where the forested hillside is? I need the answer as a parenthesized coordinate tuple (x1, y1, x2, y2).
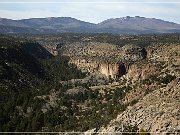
(0, 35, 137, 132)
(1, 33, 179, 133)
(0, 36, 88, 131)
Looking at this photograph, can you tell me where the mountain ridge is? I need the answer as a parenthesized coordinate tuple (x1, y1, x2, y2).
(0, 16, 180, 34)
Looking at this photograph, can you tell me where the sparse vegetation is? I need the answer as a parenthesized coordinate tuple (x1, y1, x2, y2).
(138, 129, 150, 135)
(0, 35, 134, 132)
(142, 74, 176, 85)
(0, 33, 180, 133)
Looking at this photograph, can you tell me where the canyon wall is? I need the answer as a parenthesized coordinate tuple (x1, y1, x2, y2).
(67, 43, 148, 79)
(70, 58, 99, 72)
(126, 63, 157, 84)
(70, 58, 127, 79)
(99, 63, 127, 78)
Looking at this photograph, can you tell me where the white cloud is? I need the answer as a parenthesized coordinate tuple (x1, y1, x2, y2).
(0, 10, 55, 19)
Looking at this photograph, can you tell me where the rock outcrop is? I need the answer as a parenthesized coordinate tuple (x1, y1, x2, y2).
(99, 63, 126, 78)
(70, 58, 99, 72)
(67, 42, 147, 79)
(95, 43, 180, 134)
(98, 78, 180, 134)
(147, 43, 180, 65)
(124, 63, 157, 84)
(43, 42, 64, 56)
(70, 58, 127, 79)
(122, 44, 147, 61)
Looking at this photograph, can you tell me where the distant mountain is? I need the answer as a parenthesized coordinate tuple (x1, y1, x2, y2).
(0, 17, 95, 34)
(97, 16, 180, 34)
(0, 16, 180, 34)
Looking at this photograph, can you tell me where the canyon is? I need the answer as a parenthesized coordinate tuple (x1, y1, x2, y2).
(64, 42, 147, 79)
(69, 58, 127, 79)
(12, 34, 179, 133)
(58, 40, 180, 133)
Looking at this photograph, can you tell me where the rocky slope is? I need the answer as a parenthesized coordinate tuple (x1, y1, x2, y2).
(62, 41, 180, 133)
(60, 37, 180, 134)
(98, 78, 180, 134)
(65, 42, 147, 79)
(1, 34, 179, 133)
(94, 43, 180, 134)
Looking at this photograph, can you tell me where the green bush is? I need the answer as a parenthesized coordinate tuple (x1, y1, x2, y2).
(160, 74, 176, 84)
(138, 128, 150, 135)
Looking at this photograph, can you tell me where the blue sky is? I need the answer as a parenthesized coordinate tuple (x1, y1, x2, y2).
(0, 0, 180, 24)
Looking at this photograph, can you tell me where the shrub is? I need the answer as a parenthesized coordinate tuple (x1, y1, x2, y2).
(138, 129, 150, 135)
(160, 74, 176, 84)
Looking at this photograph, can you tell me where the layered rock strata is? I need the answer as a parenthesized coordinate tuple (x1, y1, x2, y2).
(68, 43, 147, 78)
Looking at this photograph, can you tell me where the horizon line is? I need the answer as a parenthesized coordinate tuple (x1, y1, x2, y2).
(1, 16, 179, 25)
(1, 1, 180, 3)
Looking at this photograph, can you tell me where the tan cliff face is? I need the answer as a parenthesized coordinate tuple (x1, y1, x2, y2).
(70, 58, 127, 78)
(96, 44, 180, 133)
(70, 57, 156, 81)
(126, 63, 157, 84)
(99, 63, 126, 78)
(99, 63, 119, 78)
(65, 42, 147, 78)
